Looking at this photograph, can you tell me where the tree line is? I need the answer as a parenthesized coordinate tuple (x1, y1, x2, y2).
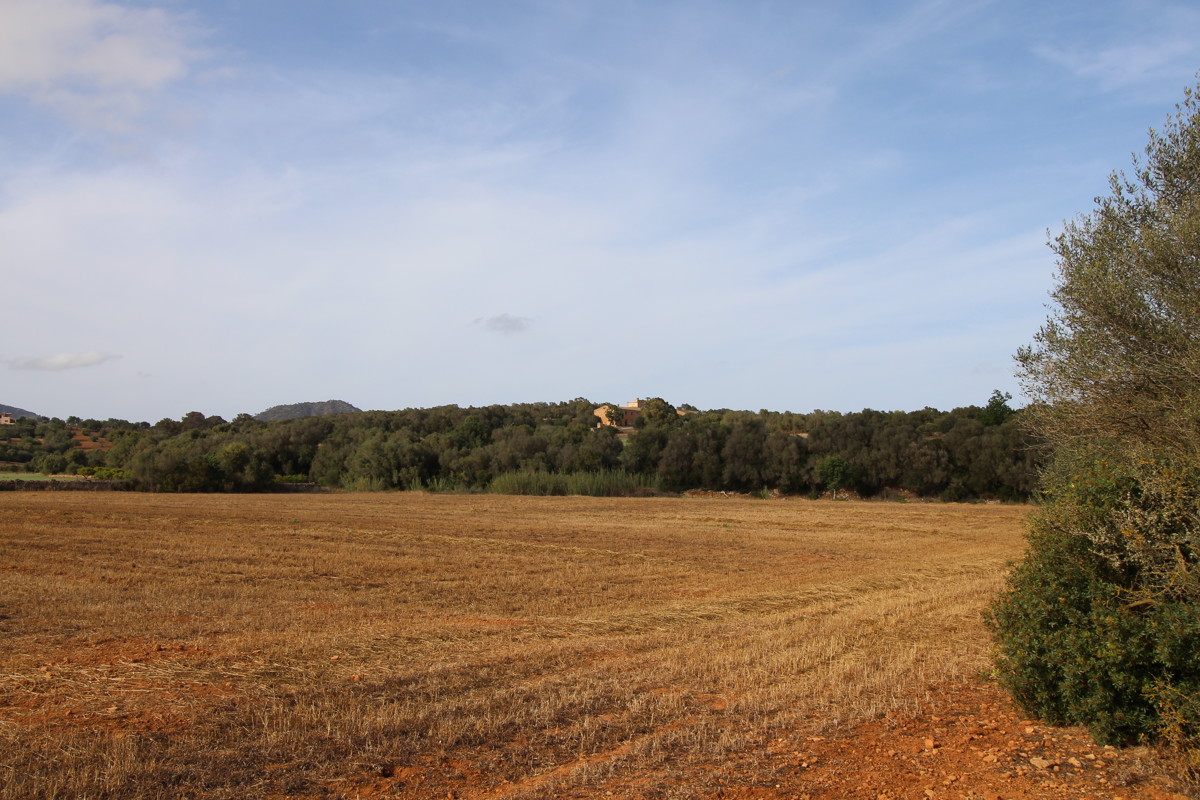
(0, 393, 1038, 499)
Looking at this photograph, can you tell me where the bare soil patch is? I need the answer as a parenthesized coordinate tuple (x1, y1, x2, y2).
(0, 493, 1190, 798)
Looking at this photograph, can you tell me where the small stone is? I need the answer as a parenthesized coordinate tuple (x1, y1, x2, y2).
(924, 737, 937, 750)
(1029, 756, 1051, 769)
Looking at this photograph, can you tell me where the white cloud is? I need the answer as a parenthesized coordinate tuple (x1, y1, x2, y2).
(9, 351, 122, 370)
(0, 0, 203, 130)
(477, 314, 532, 335)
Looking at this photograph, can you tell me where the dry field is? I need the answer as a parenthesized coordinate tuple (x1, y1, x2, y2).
(1, 492, 1170, 799)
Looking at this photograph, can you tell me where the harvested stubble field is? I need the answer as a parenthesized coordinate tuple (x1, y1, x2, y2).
(0, 493, 1186, 799)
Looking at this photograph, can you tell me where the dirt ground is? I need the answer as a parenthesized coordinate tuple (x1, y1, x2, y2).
(666, 680, 1195, 800)
(336, 680, 1194, 800)
(1, 493, 1194, 800)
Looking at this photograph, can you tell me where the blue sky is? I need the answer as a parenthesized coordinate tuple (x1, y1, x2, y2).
(2, 0, 1199, 422)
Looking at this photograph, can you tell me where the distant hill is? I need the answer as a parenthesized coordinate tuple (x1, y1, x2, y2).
(0, 403, 38, 419)
(254, 400, 362, 422)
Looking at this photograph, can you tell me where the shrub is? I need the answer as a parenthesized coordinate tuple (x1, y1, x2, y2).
(489, 471, 567, 496)
(986, 497, 1200, 744)
(489, 470, 661, 497)
(564, 470, 660, 497)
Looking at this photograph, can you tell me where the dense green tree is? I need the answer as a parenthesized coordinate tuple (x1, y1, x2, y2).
(453, 414, 491, 449)
(39, 426, 73, 454)
(621, 424, 669, 473)
(634, 397, 678, 428)
(64, 448, 89, 471)
(561, 426, 622, 472)
(978, 390, 1015, 427)
(213, 441, 274, 490)
(231, 413, 261, 431)
(761, 430, 808, 494)
(689, 422, 727, 489)
(721, 419, 767, 491)
(656, 429, 698, 491)
(814, 455, 858, 495)
(30, 453, 68, 475)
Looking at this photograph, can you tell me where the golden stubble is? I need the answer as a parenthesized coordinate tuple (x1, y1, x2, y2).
(0, 492, 1027, 799)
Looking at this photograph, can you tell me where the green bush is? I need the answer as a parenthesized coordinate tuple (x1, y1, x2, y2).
(564, 470, 660, 497)
(987, 457, 1200, 746)
(422, 476, 461, 493)
(76, 466, 130, 480)
(489, 470, 660, 497)
(489, 470, 567, 496)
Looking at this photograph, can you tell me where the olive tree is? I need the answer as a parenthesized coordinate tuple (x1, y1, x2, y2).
(988, 83, 1200, 750)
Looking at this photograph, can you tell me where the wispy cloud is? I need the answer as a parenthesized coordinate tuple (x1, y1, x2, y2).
(9, 352, 122, 371)
(0, 0, 204, 131)
(1032, 7, 1200, 92)
(1035, 40, 1197, 90)
(476, 314, 531, 335)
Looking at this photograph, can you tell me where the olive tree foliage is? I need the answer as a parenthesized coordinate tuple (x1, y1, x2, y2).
(1019, 95, 1200, 456)
(990, 83, 1200, 748)
(1015, 84, 1200, 597)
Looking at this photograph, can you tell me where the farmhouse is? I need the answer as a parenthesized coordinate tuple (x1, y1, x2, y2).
(594, 398, 647, 428)
(0, 413, 12, 425)
(594, 399, 694, 429)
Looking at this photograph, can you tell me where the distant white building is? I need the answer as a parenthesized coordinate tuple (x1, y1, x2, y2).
(0, 413, 13, 425)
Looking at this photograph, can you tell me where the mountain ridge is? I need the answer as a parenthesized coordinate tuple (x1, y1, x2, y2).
(254, 399, 362, 422)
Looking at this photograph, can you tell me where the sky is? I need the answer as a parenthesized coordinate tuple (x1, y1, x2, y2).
(2, 0, 1199, 422)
